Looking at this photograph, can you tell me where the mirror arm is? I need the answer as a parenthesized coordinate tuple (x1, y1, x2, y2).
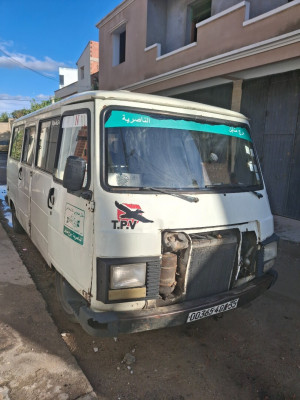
(80, 190, 93, 201)
(66, 188, 93, 201)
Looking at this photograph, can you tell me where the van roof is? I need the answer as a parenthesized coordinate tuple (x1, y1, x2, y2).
(14, 90, 247, 123)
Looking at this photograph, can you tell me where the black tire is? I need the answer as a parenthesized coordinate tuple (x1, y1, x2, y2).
(55, 272, 79, 323)
(11, 208, 25, 234)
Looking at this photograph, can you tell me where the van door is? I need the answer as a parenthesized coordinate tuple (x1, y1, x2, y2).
(48, 104, 94, 295)
(7, 125, 25, 220)
(30, 118, 60, 261)
(17, 125, 36, 234)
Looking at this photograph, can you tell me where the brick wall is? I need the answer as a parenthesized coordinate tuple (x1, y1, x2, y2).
(90, 41, 99, 75)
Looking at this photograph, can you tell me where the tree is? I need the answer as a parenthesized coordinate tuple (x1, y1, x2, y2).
(9, 98, 59, 120)
(11, 109, 30, 119)
(30, 99, 53, 112)
(0, 112, 9, 122)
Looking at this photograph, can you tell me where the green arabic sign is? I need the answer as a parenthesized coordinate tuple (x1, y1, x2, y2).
(105, 110, 252, 142)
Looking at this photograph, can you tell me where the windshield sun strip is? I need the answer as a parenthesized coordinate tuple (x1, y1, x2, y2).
(104, 110, 252, 142)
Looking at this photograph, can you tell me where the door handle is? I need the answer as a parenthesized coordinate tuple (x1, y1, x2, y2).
(18, 167, 23, 180)
(47, 188, 55, 209)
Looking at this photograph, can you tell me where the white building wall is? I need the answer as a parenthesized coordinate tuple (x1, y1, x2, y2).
(59, 67, 78, 89)
(77, 44, 91, 92)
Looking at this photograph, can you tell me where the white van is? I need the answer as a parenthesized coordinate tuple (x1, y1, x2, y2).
(7, 91, 278, 336)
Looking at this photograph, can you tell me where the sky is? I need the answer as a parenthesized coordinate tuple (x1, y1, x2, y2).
(0, 0, 122, 115)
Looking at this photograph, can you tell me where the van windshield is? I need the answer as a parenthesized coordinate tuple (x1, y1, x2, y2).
(104, 110, 262, 191)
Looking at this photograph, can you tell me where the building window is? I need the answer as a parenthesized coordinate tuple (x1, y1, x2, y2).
(187, 0, 211, 43)
(59, 74, 64, 86)
(112, 25, 126, 66)
(80, 66, 85, 80)
(119, 30, 126, 63)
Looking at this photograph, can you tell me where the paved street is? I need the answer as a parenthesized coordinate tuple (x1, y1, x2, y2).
(0, 152, 7, 185)
(0, 222, 97, 400)
(0, 152, 97, 399)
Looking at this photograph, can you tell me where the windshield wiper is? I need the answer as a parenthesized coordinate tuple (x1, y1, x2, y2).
(143, 187, 199, 203)
(205, 183, 263, 199)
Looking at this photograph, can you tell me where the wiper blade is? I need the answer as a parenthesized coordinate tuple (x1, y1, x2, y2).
(238, 183, 263, 199)
(205, 183, 263, 199)
(143, 187, 199, 203)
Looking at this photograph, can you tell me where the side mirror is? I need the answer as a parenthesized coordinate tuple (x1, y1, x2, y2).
(63, 156, 86, 192)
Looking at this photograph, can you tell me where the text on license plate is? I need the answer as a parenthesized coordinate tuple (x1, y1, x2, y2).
(186, 298, 239, 323)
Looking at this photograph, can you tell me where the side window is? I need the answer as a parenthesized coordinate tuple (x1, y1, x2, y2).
(55, 113, 89, 184)
(10, 126, 25, 161)
(22, 126, 36, 165)
(36, 118, 60, 173)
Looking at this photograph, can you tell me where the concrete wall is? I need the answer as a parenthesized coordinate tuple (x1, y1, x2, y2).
(0, 121, 12, 141)
(212, 0, 288, 19)
(165, 0, 191, 53)
(98, 0, 300, 92)
(77, 41, 99, 92)
(77, 43, 92, 92)
(55, 41, 99, 98)
(147, 0, 203, 54)
(146, 0, 290, 56)
(174, 82, 233, 109)
(55, 82, 78, 100)
(146, 0, 167, 52)
(98, 0, 149, 90)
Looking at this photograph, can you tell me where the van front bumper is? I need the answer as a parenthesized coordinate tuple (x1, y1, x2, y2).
(73, 270, 277, 337)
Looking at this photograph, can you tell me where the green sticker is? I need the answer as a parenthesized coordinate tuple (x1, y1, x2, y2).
(63, 203, 85, 245)
(105, 110, 252, 142)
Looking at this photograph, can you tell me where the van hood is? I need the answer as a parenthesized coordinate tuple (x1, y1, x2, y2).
(95, 190, 274, 258)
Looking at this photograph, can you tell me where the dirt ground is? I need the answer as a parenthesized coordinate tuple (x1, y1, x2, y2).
(0, 154, 299, 400)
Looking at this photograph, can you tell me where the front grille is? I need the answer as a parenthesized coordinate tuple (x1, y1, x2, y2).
(146, 259, 161, 299)
(185, 231, 238, 301)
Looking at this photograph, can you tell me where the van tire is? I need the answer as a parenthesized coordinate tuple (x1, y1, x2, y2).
(55, 272, 79, 324)
(11, 209, 25, 234)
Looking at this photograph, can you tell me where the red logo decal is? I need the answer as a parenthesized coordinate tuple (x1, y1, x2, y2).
(112, 201, 153, 230)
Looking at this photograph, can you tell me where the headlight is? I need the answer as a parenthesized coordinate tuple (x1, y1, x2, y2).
(110, 263, 146, 289)
(263, 241, 277, 272)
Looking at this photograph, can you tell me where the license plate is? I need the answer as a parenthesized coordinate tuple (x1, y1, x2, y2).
(186, 298, 239, 323)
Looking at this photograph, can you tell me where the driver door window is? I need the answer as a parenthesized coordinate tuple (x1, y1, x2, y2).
(55, 112, 89, 186)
